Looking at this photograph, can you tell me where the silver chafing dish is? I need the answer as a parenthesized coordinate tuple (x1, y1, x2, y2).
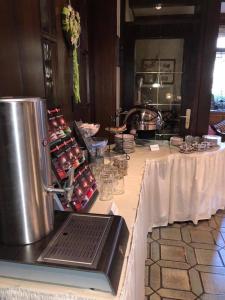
(123, 104, 163, 131)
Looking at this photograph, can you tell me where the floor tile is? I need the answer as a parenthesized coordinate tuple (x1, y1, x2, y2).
(209, 217, 218, 229)
(158, 260, 190, 270)
(145, 286, 154, 296)
(200, 294, 225, 300)
(158, 239, 185, 247)
(147, 235, 154, 243)
(147, 241, 151, 258)
(214, 215, 225, 228)
(181, 227, 192, 243)
(170, 222, 182, 228)
(219, 248, 225, 266)
(185, 245, 197, 266)
(158, 288, 196, 300)
(145, 265, 150, 286)
(212, 230, 225, 247)
(150, 263, 161, 291)
(189, 242, 220, 251)
(197, 220, 210, 227)
(160, 228, 182, 241)
(196, 220, 212, 231)
(146, 210, 225, 300)
(151, 228, 160, 240)
(150, 294, 161, 300)
(195, 248, 223, 266)
(161, 268, 190, 291)
(188, 268, 203, 296)
(190, 230, 214, 244)
(220, 231, 225, 241)
(160, 245, 186, 262)
(195, 264, 225, 275)
(201, 272, 225, 294)
(151, 241, 160, 262)
(146, 258, 154, 266)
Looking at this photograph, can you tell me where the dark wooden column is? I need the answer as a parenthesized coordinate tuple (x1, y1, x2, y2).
(194, 0, 221, 135)
(0, 0, 44, 97)
(88, 0, 118, 134)
(122, 24, 135, 110)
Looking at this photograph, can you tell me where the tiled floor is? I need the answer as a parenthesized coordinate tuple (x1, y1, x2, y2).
(145, 210, 225, 300)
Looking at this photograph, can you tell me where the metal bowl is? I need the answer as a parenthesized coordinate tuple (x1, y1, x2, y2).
(123, 106, 163, 131)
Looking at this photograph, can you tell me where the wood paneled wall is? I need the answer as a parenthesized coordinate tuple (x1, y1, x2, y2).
(88, 0, 118, 135)
(0, 0, 44, 98)
(0, 0, 221, 135)
(0, 0, 92, 123)
(0, 0, 119, 128)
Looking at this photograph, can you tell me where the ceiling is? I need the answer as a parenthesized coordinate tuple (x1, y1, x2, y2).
(133, 6, 195, 17)
(129, 0, 199, 9)
(128, 0, 198, 18)
(127, 1, 225, 22)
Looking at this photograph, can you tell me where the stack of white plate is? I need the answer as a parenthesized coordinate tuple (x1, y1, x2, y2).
(114, 134, 135, 154)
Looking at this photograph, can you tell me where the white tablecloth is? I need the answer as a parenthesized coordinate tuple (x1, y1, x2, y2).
(120, 144, 225, 300)
(144, 144, 225, 228)
(1, 144, 225, 300)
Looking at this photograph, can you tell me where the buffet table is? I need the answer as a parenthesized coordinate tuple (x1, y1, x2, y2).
(1, 143, 225, 300)
(145, 143, 225, 227)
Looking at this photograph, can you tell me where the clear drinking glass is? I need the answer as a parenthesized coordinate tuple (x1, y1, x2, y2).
(91, 161, 126, 199)
(185, 135, 193, 145)
(112, 154, 128, 176)
(113, 171, 124, 195)
(99, 174, 114, 201)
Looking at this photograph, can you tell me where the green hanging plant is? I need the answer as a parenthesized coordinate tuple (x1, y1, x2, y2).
(62, 4, 81, 103)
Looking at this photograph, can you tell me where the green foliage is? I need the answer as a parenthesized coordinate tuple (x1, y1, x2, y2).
(73, 49, 80, 103)
(62, 5, 81, 103)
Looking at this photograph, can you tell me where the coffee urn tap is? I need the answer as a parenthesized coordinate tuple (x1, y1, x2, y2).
(45, 167, 75, 203)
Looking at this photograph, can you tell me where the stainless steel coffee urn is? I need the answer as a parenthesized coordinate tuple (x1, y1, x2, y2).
(0, 97, 54, 245)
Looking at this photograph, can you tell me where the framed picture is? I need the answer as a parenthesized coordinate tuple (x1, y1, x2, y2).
(142, 59, 176, 84)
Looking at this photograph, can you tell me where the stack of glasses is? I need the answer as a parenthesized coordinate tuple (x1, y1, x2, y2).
(111, 155, 128, 176)
(91, 155, 128, 201)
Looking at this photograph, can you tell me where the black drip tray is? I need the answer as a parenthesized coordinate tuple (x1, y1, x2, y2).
(0, 212, 129, 295)
(38, 214, 113, 269)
